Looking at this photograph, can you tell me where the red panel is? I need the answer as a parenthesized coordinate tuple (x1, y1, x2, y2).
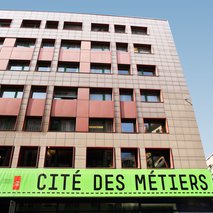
(38, 48, 54, 61)
(78, 88, 89, 100)
(89, 101, 114, 118)
(90, 51, 111, 63)
(117, 52, 130, 64)
(0, 47, 13, 59)
(0, 98, 21, 115)
(59, 49, 80, 62)
(51, 99, 77, 117)
(11, 48, 34, 60)
(120, 102, 137, 118)
(26, 99, 45, 116)
(76, 117, 88, 132)
(77, 100, 89, 117)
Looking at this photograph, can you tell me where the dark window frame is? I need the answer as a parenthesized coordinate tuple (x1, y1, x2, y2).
(21, 20, 41, 28)
(63, 22, 82, 31)
(120, 89, 134, 101)
(121, 119, 137, 133)
(0, 116, 17, 131)
(89, 118, 113, 133)
(114, 25, 126, 33)
(61, 40, 81, 50)
(45, 21, 59, 29)
(121, 148, 139, 168)
(53, 87, 78, 100)
(49, 117, 76, 132)
(0, 146, 14, 167)
(137, 65, 156, 76)
(90, 63, 111, 74)
(118, 64, 131, 75)
(131, 26, 147, 35)
(15, 38, 36, 48)
(8, 60, 30, 71)
(141, 89, 161, 102)
(0, 19, 12, 27)
(134, 44, 152, 54)
(90, 88, 112, 101)
(57, 62, 79, 73)
(36, 61, 51, 72)
(0, 85, 24, 98)
(30, 86, 47, 99)
(91, 23, 109, 32)
(144, 118, 167, 134)
(24, 116, 42, 132)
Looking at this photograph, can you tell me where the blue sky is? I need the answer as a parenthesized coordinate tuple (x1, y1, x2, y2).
(1, 0, 213, 157)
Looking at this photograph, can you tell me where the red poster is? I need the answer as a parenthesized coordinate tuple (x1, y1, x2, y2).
(12, 176, 21, 190)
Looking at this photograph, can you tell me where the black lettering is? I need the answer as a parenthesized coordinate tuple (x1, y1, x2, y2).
(105, 175, 113, 190)
(72, 174, 81, 190)
(135, 175, 146, 190)
(158, 174, 166, 190)
(116, 174, 125, 190)
(149, 174, 157, 190)
(199, 175, 208, 190)
(189, 174, 199, 190)
(169, 174, 178, 190)
(179, 174, 188, 190)
(94, 175, 102, 190)
(61, 174, 70, 190)
(49, 174, 58, 190)
(37, 174, 46, 190)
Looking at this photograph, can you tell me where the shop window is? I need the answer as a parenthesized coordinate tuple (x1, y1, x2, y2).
(91, 41, 110, 51)
(63, 22, 82, 30)
(18, 146, 39, 167)
(0, 19, 12, 27)
(145, 148, 171, 169)
(15, 38, 36, 48)
(44, 147, 74, 167)
(91, 23, 109, 32)
(30, 86, 46, 99)
(0, 86, 23, 98)
(90, 63, 111, 74)
(144, 118, 167, 133)
(0, 116, 16, 130)
(137, 65, 156, 76)
(61, 40, 81, 50)
(41, 39, 55, 48)
(36, 61, 51, 72)
(21, 20, 41, 28)
(116, 43, 128, 52)
(120, 89, 133, 101)
(131, 26, 147, 35)
(90, 88, 112, 101)
(121, 148, 138, 168)
(53, 87, 77, 100)
(118, 64, 130, 75)
(45, 21, 58, 29)
(89, 119, 113, 132)
(58, 62, 79, 73)
(49, 118, 75, 132)
(8, 60, 30, 71)
(134, 44, 151, 54)
(0, 146, 13, 167)
(86, 148, 113, 168)
(141, 90, 161, 102)
(114, 25, 125, 33)
(121, 119, 136, 133)
(24, 117, 42, 132)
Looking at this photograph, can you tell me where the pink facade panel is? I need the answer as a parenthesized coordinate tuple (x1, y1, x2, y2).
(0, 60, 8, 70)
(81, 41, 91, 50)
(90, 51, 111, 63)
(80, 50, 90, 62)
(59, 50, 80, 62)
(0, 98, 21, 115)
(38, 48, 54, 61)
(76, 117, 88, 132)
(26, 99, 46, 116)
(51, 99, 77, 117)
(11, 48, 34, 60)
(3, 38, 16, 47)
(80, 62, 90, 73)
(117, 52, 131, 64)
(120, 102, 137, 118)
(0, 47, 13, 59)
(89, 101, 114, 118)
(78, 88, 89, 100)
(77, 100, 89, 117)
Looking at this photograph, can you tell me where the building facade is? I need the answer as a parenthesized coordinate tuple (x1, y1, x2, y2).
(207, 153, 213, 175)
(0, 10, 212, 212)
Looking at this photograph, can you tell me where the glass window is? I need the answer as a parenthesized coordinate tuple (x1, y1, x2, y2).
(31, 87, 46, 99)
(15, 38, 35, 48)
(0, 116, 16, 130)
(0, 19, 12, 27)
(144, 119, 167, 133)
(18, 146, 39, 167)
(0, 146, 13, 167)
(86, 148, 113, 168)
(114, 25, 125, 33)
(44, 147, 74, 167)
(118, 65, 130, 75)
(61, 40, 81, 50)
(91, 42, 110, 51)
(141, 90, 161, 102)
(90, 89, 112, 101)
(57, 62, 79, 73)
(90, 64, 111, 74)
(49, 118, 75, 132)
(24, 117, 42, 132)
(146, 149, 171, 169)
(137, 65, 156, 76)
(45, 21, 58, 29)
(36, 61, 51, 72)
(0, 87, 23, 98)
(91, 23, 109, 32)
(41, 39, 55, 48)
(53, 87, 77, 99)
(8, 61, 30, 71)
(120, 90, 133, 101)
(63, 22, 82, 30)
(21, 20, 41, 28)
(116, 43, 128, 52)
(121, 119, 136, 133)
(89, 119, 113, 132)
(134, 44, 151, 54)
(131, 26, 147, 35)
(121, 149, 138, 168)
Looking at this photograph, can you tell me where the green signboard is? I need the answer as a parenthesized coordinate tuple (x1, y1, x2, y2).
(0, 169, 212, 197)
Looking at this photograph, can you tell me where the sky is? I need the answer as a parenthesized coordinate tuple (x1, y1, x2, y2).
(0, 0, 213, 157)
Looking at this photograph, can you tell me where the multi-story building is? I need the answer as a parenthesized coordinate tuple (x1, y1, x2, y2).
(0, 10, 212, 212)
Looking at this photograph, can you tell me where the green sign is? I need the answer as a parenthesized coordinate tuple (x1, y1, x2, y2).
(0, 169, 212, 197)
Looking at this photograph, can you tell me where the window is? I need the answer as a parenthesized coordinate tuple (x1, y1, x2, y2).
(41, 39, 55, 48)
(18, 146, 39, 167)
(146, 148, 171, 168)
(89, 119, 113, 132)
(44, 147, 74, 167)
(0, 146, 13, 167)
(141, 90, 161, 102)
(134, 44, 151, 54)
(90, 64, 111, 74)
(36, 61, 51, 72)
(0, 86, 23, 98)
(144, 118, 167, 133)
(0, 116, 16, 130)
(45, 21, 58, 29)
(30, 86, 46, 99)
(121, 119, 136, 133)
(114, 25, 125, 33)
(0, 19, 12, 27)
(137, 65, 156, 76)
(24, 117, 42, 132)
(86, 148, 113, 168)
(91, 23, 109, 32)
(0, 38, 4, 47)
(21, 20, 41, 28)
(61, 40, 81, 50)
(53, 87, 77, 100)
(120, 89, 133, 101)
(116, 43, 128, 52)
(15, 38, 36, 48)
(131, 26, 147, 35)
(8, 60, 30, 71)
(118, 65, 130, 75)
(49, 118, 75, 132)
(58, 62, 79, 73)
(90, 88, 112, 101)
(91, 41, 110, 51)
(121, 148, 138, 168)
(63, 22, 82, 30)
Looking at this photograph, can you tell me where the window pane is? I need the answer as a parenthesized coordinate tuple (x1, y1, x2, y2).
(0, 116, 16, 130)
(37, 66, 50, 72)
(121, 149, 137, 168)
(50, 118, 75, 132)
(118, 69, 129, 75)
(89, 119, 113, 132)
(54, 89, 77, 99)
(25, 117, 42, 131)
(144, 119, 166, 133)
(32, 92, 46, 99)
(121, 121, 135, 133)
(0, 146, 13, 167)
